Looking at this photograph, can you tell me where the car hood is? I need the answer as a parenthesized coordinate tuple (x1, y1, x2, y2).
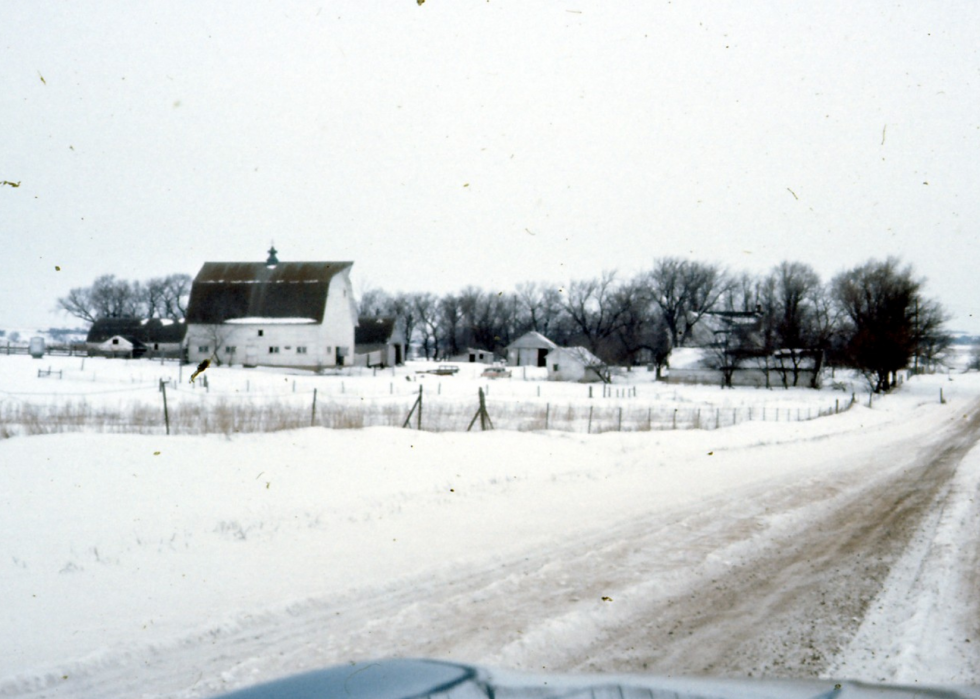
(209, 658, 980, 699)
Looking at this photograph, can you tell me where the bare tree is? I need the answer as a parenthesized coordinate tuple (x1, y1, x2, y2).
(771, 262, 825, 388)
(562, 271, 626, 357)
(59, 273, 191, 323)
(158, 274, 192, 319)
(910, 296, 952, 372)
(412, 293, 440, 360)
(457, 286, 516, 353)
(515, 282, 566, 338)
(831, 258, 939, 392)
(390, 293, 419, 360)
(437, 293, 463, 358)
(358, 286, 395, 317)
(57, 285, 98, 323)
(645, 258, 727, 347)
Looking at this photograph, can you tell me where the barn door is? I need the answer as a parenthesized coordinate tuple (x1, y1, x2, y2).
(245, 344, 257, 366)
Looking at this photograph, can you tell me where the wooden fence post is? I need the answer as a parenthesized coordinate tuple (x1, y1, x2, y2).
(467, 388, 494, 431)
(160, 379, 170, 435)
(588, 405, 593, 434)
(545, 402, 550, 430)
(311, 388, 318, 427)
(402, 385, 424, 429)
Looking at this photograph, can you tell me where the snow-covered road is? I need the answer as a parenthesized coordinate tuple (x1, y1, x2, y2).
(2, 375, 979, 698)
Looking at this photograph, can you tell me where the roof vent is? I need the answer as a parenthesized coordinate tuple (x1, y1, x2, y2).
(266, 245, 279, 268)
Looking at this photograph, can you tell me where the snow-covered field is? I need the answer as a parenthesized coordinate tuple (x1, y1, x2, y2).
(2, 354, 860, 438)
(1, 355, 978, 698)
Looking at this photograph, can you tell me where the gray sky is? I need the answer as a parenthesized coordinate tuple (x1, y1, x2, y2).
(3, 1, 979, 332)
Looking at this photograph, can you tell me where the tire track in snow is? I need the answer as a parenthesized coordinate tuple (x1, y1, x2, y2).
(557, 398, 980, 680)
(7, 401, 979, 698)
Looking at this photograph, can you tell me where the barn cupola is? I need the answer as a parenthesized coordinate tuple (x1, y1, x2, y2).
(265, 245, 279, 268)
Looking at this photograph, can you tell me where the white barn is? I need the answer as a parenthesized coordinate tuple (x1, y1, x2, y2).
(185, 248, 357, 370)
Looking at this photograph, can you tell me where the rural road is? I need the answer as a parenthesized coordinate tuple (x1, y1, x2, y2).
(16, 399, 980, 698)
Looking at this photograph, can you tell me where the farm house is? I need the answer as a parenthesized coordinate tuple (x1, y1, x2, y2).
(506, 331, 557, 367)
(184, 247, 357, 370)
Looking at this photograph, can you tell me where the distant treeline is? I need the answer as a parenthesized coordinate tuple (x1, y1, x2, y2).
(360, 257, 950, 394)
(55, 258, 950, 394)
(57, 274, 192, 324)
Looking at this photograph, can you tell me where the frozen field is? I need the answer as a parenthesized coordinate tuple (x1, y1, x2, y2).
(1, 356, 978, 698)
(2, 354, 862, 437)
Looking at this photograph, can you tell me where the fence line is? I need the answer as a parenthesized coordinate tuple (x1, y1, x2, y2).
(0, 387, 855, 439)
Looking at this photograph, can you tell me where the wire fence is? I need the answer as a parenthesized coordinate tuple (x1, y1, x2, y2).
(0, 381, 856, 439)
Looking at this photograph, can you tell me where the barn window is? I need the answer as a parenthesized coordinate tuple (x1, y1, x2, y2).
(553, 364, 559, 371)
(269, 346, 280, 354)
(112, 338, 119, 345)
(199, 345, 209, 353)
(226, 346, 236, 354)
(153, 343, 160, 350)
(296, 346, 307, 354)
(257, 329, 264, 337)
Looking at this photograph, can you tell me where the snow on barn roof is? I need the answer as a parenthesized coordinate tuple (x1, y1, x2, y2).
(185, 261, 352, 324)
(225, 317, 317, 325)
(506, 331, 558, 350)
(551, 346, 605, 367)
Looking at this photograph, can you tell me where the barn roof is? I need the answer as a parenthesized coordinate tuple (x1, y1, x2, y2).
(550, 346, 605, 367)
(86, 318, 187, 344)
(506, 331, 558, 350)
(185, 262, 352, 324)
(355, 316, 397, 346)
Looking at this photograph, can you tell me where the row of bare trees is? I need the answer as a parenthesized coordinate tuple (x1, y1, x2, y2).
(361, 257, 950, 392)
(57, 274, 192, 324)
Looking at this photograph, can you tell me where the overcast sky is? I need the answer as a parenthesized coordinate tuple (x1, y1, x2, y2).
(3, 1, 979, 333)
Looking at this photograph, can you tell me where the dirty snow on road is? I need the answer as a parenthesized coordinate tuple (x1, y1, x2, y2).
(1, 368, 979, 698)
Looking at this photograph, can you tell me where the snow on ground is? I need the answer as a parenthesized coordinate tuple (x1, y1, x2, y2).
(0, 355, 978, 697)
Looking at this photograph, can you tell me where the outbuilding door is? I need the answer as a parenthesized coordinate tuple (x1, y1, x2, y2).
(537, 348, 548, 367)
(245, 345, 257, 366)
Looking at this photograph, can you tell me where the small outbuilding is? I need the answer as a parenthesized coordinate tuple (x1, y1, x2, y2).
(546, 346, 609, 383)
(354, 316, 406, 367)
(449, 348, 497, 364)
(86, 318, 187, 359)
(506, 331, 558, 367)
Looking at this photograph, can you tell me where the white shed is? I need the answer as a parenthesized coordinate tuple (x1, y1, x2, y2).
(506, 331, 557, 367)
(546, 346, 608, 383)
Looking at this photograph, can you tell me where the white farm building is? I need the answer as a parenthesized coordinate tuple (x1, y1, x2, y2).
(547, 346, 608, 383)
(185, 248, 357, 370)
(506, 331, 558, 367)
